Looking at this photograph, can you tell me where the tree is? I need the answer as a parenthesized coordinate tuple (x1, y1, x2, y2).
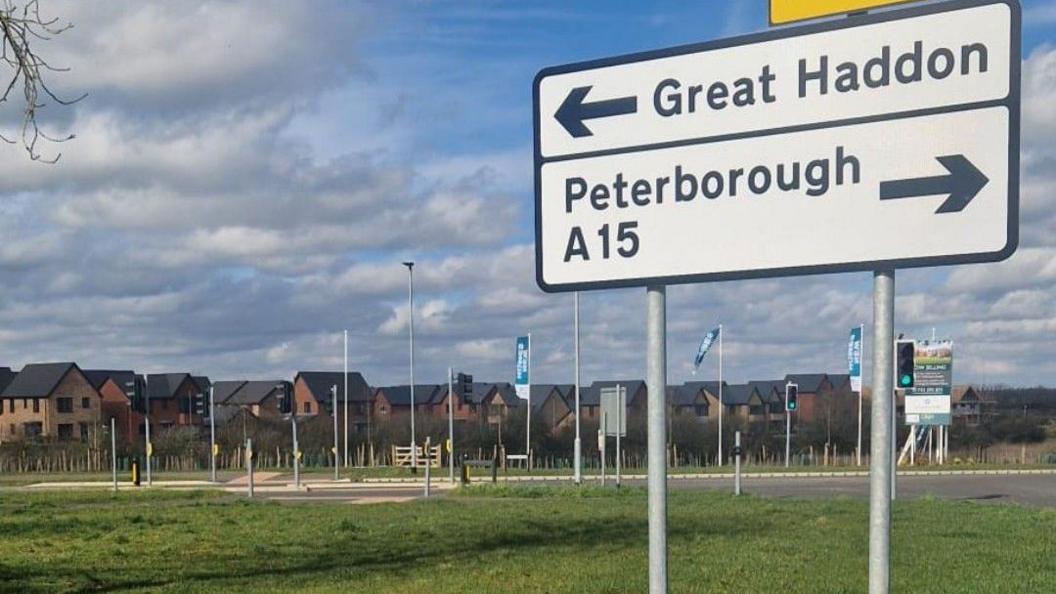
(0, 0, 84, 163)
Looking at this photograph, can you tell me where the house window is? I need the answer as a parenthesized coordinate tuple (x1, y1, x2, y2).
(749, 405, 765, 416)
(304, 402, 312, 414)
(79, 423, 89, 440)
(58, 424, 74, 440)
(57, 398, 74, 413)
(694, 404, 709, 417)
(82, 397, 91, 409)
(24, 422, 42, 438)
(32, 399, 40, 413)
(8, 424, 14, 435)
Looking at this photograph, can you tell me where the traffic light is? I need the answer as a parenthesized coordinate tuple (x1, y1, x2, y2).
(278, 383, 292, 415)
(896, 340, 916, 388)
(127, 379, 146, 414)
(785, 383, 799, 412)
(458, 373, 473, 399)
(194, 393, 207, 417)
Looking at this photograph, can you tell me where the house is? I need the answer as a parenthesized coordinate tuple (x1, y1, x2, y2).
(82, 370, 142, 441)
(784, 373, 834, 425)
(0, 362, 101, 441)
(670, 381, 723, 422)
(952, 386, 995, 426)
(481, 383, 522, 425)
(576, 380, 646, 424)
(748, 380, 788, 427)
(430, 382, 485, 423)
(293, 371, 373, 430)
(144, 373, 209, 430)
(219, 380, 289, 419)
(723, 384, 766, 422)
(373, 384, 441, 420)
(530, 384, 574, 434)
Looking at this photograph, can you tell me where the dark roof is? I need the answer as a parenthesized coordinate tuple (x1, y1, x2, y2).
(212, 381, 247, 405)
(375, 384, 440, 407)
(827, 374, 851, 391)
(785, 374, 829, 393)
(673, 381, 725, 406)
(226, 381, 285, 406)
(583, 380, 645, 406)
(0, 367, 14, 394)
(192, 376, 211, 393)
(146, 373, 194, 399)
(490, 382, 522, 407)
(748, 380, 787, 403)
(82, 370, 138, 393)
(723, 384, 760, 406)
(296, 371, 373, 407)
(2, 363, 84, 398)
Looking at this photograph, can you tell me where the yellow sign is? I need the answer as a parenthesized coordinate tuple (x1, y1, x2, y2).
(212, 444, 220, 457)
(445, 439, 452, 454)
(770, 0, 917, 25)
(295, 450, 302, 460)
(146, 443, 153, 457)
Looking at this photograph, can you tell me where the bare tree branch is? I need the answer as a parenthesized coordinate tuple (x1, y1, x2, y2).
(0, 0, 83, 163)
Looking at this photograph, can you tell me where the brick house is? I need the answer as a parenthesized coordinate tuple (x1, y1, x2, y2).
(952, 386, 994, 426)
(83, 370, 142, 442)
(144, 373, 209, 431)
(748, 380, 787, 428)
(373, 384, 440, 420)
(784, 374, 834, 426)
(723, 384, 766, 422)
(217, 380, 289, 420)
(293, 372, 373, 430)
(481, 383, 521, 425)
(530, 385, 574, 434)
(670, 381, 723, 422)
(0, 363, 101, 441)
(431, 383, 480, 423)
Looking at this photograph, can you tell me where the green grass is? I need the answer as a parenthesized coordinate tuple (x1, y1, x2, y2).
(0, 487, 1054, 593)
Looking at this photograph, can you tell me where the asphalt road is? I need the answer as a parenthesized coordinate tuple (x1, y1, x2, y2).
(574, 473, 1056, 507)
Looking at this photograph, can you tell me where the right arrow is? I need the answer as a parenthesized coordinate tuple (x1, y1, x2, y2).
(879, 155, 989, 214)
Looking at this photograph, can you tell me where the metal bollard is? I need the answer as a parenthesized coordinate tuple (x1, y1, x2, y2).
(246, 438, 254, 498)
(734, 431, 742, 496)
(424, 437, 432, 498)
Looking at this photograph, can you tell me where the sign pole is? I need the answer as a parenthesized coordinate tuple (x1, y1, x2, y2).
(718, 324, 723, 467)
(616, 384, 622, 489)
(858, 323, 865, 466)
(574, 292, 582, 485)
(646, 285, 668, 594)
(292, 413, 300, 489)
(344, 329, 349, 469)
(246, 438, 254, 498)
(331, 384, 339, 481)
(424, 436, 432, 498)
(111, 417, 117, 493)
(785, 406, 791, 468)
(869, 269, 895, 594)
(599, 412, 606, 487)
(526, 332, 532, 471)
(448, 367, 455, 484)
(209, 386, 217, 483)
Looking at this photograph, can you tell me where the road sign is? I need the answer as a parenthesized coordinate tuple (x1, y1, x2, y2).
(600, 386, 627, 436)
(770, 0, 920, 25)
(533, 0, 1019, 292)
(905, 339, 953, 425)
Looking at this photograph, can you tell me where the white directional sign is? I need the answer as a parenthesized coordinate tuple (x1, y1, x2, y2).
(533, 0, 1020, 292)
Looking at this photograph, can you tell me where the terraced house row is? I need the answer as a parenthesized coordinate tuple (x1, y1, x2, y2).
(0, 363, 993, 443)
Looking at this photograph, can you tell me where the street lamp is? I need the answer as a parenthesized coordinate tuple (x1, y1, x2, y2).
(403, 261, 417, 473)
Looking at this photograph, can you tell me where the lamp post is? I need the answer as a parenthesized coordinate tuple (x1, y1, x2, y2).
(403, 261, 418, 473)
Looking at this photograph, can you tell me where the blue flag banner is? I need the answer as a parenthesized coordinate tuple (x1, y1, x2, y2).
(515, 336, 530, 398)
(693, 327, 721, 372)
(848, 327, 863, 392)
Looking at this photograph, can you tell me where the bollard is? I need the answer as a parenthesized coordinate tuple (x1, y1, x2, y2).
(461, 454, 470, 485)
(424, 437, 432, 498)
(131, 458, 141, 487)
(734, 431, 742, 496)
(246, 438, 254, 498)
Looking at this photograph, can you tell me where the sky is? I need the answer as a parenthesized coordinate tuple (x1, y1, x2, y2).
(0, 0, 1052, 389)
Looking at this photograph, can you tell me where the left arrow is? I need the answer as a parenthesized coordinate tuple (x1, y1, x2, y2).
(555, 86, 637, 138)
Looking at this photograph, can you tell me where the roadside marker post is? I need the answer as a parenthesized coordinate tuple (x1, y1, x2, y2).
(209, 386, 217, 484)
(111, 417, 117, 493)
(246, 438, 254, 499)
(424, 436, 432, 498)
(533, 2, 1020, 592)
(734, 431, 742, 496)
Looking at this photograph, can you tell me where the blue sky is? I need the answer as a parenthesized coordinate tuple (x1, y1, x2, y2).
(0, 0, 1052, 389)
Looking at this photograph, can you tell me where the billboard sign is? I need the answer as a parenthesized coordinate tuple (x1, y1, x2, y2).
(905, 338, 953, 425)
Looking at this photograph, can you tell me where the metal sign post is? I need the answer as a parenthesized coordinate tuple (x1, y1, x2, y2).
(573, 292, 582, 485)
(645, 286, 668, 593)
(448, 367, 455, 484)
(424, 436, 432, 498)
(734, 431, 742, 496)
(599, 415, 606, 487)
(616, 385, 622, 488)
(292, 414, 300, 489)
(209, 386, 217, 483)
(869, 269, 895, 594)
(331, 384, 339, 481)
(111, 417, 117, 493)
